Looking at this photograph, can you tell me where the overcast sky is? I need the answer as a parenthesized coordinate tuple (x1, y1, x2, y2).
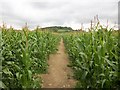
(0, 0, 119, 29)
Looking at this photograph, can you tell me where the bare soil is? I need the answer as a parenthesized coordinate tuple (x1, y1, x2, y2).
(41, 39, 77, 88)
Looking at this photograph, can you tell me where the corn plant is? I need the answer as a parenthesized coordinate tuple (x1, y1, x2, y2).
(1, 26, 60, 89)
(63, 24, 119, 89)
(0, 27, 4, 88)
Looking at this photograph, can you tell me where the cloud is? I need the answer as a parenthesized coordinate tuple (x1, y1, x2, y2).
(0, 0, 119, 29)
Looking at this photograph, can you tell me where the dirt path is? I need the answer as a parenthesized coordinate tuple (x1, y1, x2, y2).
(41, 39, 77, 88)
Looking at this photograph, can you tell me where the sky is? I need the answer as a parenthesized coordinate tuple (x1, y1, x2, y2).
(0, 0, 119, 30)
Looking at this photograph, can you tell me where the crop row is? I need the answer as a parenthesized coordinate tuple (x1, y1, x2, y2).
(63, 25, 119, 88)
(1, 26, 60, 89)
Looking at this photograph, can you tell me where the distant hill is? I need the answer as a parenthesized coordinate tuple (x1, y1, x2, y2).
(41, 26, 73, 32)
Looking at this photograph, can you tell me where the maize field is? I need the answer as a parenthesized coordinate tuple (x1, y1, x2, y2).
(1, 26, 60, 88)
(0, 23, 120, 89)
(63, 24, 119, 88)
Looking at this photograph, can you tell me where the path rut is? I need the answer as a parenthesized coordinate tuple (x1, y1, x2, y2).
(41, 39, 77, 88)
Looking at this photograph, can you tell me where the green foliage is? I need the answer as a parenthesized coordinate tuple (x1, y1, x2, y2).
(41, 26, 73, 32)
(63, 25, 119, 89)
(2, 27, 60, 89)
